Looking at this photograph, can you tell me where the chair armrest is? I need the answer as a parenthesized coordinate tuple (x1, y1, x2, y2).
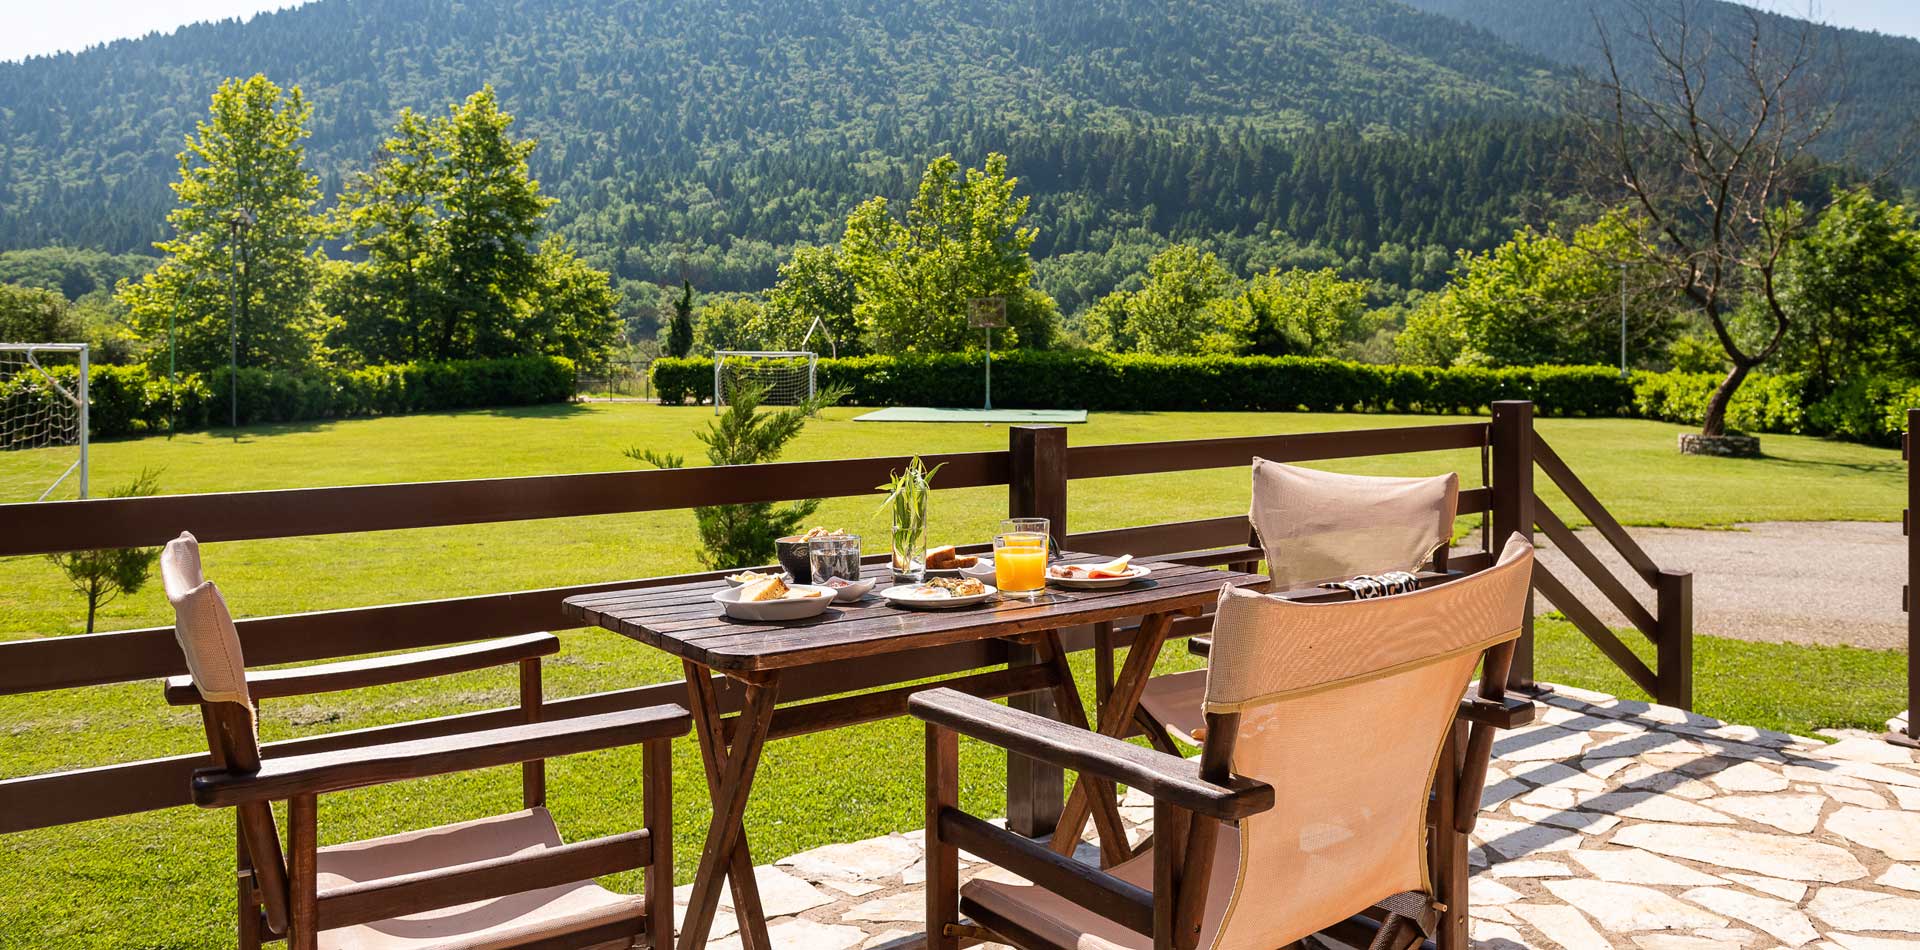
(165, 633, 560, 706)
(193, 704, 690, 806)
(908, 688, 1272, 820)
(1458, 694, 1534, 730)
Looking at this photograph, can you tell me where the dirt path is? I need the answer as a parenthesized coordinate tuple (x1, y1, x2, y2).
(1523, 521, 1907, 650)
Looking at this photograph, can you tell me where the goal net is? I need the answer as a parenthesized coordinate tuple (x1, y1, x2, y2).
(1, 343, 89, 501)
(713, 350, 817, 412)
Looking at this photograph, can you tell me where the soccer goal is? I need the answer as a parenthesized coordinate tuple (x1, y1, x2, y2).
(713, 350, 818, 412)
(1, 343, 89, 501)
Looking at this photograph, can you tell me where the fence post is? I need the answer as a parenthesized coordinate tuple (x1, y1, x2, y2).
(1655, 570, 1694, 710)
(1902, 410, 1919, 746)
(1490, 401, 1537, 691)
(1006, 424, 1069, 836)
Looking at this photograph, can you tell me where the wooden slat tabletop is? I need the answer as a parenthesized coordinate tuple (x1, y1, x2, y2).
(564, 552, 1266, 672)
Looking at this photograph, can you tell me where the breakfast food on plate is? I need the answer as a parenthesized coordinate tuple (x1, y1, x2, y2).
(1049, 555, 1138, 579)
(740, 576, 791, 602)
(801, 526, 853, 540)
(925, 545, 979, 570)
(727, 570, 778, 584)
(931, 576, 987, 596)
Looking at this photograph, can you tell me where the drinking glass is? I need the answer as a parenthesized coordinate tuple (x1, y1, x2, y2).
(808, 535, 863, 586)
(994, 517, 1051, 600)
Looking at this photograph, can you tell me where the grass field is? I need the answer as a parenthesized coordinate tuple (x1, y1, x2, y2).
(0, 404, 1908, 947)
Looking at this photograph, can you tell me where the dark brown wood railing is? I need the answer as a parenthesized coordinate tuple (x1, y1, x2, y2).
(1898, 409, 1919, 748)
(0, 400, 1691, 835)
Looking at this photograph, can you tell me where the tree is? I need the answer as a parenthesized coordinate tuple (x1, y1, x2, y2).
(119, 75, 329, 375)
(1581, 2, 1840, 438)
(46, 469, 163, 633)
(691, 297, 768, 355)
(1778, 189, 1920, 391)
(328, 88, 617, 365)
(1085, 244, 1238, 355)
(1215, 267, 1370, 357)
(665, 280, 695, 358)
(763, 244, 859, 354)
(625, 384, 846, 569)
(0, 284, 83, 342)
(839, 153, 1057, 353)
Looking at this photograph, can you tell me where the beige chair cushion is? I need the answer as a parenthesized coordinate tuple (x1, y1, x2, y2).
(161, 532, 252, 708)
(1249, 459, 1458, 590)
(316, 807, 644, 950)
(962, 827, 1243, 950)
(1134, 668, 1206, 747)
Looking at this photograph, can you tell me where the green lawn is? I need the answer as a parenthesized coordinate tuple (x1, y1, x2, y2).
(0, 404, 1908, 947)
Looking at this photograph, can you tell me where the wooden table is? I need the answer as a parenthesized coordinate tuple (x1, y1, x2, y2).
(562, 553, 1264, 950)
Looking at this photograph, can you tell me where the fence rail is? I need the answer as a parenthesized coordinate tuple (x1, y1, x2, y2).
(1898, 410, 1919, 747)
(0, 403, 1693, 835)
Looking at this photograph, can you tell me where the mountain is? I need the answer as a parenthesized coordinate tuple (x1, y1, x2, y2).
(1400, 0, 1920, 183)
(0, 0, 1572, 292)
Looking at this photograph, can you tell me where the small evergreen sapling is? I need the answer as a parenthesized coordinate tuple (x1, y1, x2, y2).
(626, 383, 845, 569)
(47, 468, 165, 633)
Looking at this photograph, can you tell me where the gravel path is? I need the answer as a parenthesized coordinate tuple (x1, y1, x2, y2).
(1525, 521, 1908, 650)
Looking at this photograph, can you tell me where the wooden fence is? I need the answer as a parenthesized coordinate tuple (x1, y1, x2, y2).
(1897, 409, 1919, 747)
(0, 400, 1692, 836)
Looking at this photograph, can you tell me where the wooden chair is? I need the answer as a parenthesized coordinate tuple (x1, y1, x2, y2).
(1136, 459, 1459, 751)
(159, 532, 689, 950)
(913, 534, 1537, 950)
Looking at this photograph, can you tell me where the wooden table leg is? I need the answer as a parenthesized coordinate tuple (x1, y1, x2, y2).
(680, 664, 779, 950)
(1046, 612, 1176, 862)
(1037, 630, 1134, 866)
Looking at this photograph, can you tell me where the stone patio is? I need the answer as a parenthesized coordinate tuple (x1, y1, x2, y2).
(675, 685, 1920, 950)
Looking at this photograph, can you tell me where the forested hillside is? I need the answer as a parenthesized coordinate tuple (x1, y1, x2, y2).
(1402, 0, 1920, 182)
(0, 0, 1567, 292)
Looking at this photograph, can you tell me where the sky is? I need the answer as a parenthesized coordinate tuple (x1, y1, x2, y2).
(3, 0, 1920, 63)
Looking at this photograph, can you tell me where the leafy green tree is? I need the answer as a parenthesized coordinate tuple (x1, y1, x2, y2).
(665, 279, 695, 358)
(1085, 244, 1238, 355)
(625, 384, 846, 569)
(1401, 210, 1672, 366)
(0, 284, 83, 342)
(327, 107, 447, 362)
(525, 235, 623, 365)
(691, 297, 768, 354)
(763, 244, 859, 354)
(840, 153, 1057, 353)
(1215, 267, 1369, 356)
(433, 86, 553, 358)
(46, 469, 164, 633)
(1778, 189, 1920, 391)
(1395, 293, 1470, 366)
(119, 75, 329, 375)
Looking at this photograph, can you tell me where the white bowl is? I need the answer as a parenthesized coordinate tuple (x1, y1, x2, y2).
(821, 576, 877, 603)
(711, 584, 835, 621)
(960, 559, 998, 583)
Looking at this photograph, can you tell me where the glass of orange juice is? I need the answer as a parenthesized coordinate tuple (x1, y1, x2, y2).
(994, 518, 1051, 600)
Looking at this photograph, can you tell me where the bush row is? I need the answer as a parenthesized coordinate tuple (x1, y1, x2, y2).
(1, 356, 575, 440)
(657, 352, 1638, 416)
(656, 352, 1920, 446)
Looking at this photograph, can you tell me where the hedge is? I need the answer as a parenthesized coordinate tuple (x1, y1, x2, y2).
(1, 355, 574, 441)
(658, 352, 1638, 416)
(655, 351, 1920, 446)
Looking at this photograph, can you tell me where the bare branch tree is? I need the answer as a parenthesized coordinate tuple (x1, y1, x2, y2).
(1577, 0, 1838, 439)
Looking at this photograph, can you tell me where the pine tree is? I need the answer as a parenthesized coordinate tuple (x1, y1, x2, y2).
(666, 279, 695, 358)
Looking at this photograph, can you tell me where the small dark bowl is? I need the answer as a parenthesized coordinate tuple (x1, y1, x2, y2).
(775, 536, 813, 583)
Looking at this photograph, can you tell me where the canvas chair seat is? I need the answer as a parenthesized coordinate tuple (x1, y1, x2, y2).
(314, 807, 643, 950)
(1135, 668, 1206, 747)
(963, 828, 1242, 950)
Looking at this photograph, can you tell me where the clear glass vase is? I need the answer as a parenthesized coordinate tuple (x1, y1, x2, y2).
(890, 496, 928, 582)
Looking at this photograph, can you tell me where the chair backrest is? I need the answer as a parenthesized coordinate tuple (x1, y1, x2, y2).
(161, 532, 255, 717)
(1199, 533, 1534, 950)
(1248, 459, 1458, 590)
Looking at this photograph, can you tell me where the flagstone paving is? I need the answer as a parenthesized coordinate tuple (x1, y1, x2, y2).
(673, 684, 1920, 950)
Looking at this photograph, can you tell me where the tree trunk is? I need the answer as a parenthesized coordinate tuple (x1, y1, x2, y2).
(1699, 362, 1752, 437)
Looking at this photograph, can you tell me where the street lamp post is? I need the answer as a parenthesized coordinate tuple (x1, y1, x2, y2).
(1619, 263, 1629, 379)
(226, 209, 255, 432)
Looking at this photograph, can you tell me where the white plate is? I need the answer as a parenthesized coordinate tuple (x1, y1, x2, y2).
(880, 583, 998, 610)
(817, 576, 877, 603)
(711, 584, 835, 621)
(1046, 565, 1152, 590)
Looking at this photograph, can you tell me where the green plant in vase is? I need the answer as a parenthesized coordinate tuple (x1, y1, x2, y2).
(876, 456, 944, 581)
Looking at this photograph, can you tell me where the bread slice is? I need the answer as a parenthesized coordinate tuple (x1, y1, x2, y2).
(740, 576, 790, 602)
(926, 545, 958, 569)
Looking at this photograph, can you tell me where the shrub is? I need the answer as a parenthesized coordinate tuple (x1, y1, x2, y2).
(1, 356, 574, 439)
(653, 352, 1636, 417)
(1630, 371, 1809, 435)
